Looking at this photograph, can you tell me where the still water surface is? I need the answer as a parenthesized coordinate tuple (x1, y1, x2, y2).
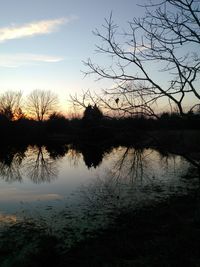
(0, 145, 196, 217)
(0, 144, 199, 246)
(0, 144, 199, 264)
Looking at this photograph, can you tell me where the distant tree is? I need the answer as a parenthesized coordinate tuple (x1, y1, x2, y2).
(0, 91, 23, 120)
(83, 104, 103, 122)
(47, 112, 68, 133)
(26, 90, 58, 121)
(48, 112, 66, 121)
(83, 105, 93, 120)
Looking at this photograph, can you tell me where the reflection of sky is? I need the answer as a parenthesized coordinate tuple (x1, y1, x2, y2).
(0, 146, 198, 251)
(0, 146, 100, 213)
(0, 187, 62, 202)
(0, 213, 17, 223)
(0, 146, 194, 216)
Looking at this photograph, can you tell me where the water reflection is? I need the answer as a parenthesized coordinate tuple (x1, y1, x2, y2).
(0, 143, 199, 187)
(111, 147, 145, 182)
(0, 213, 17, 224)
(79, 148, 195, 216)
(0, 145, 60, 184)
(0, 143, 113, 183)
(69, 143, 109, 168)
(9, 147, 198, 249)
(25, 146, 58, 184)
(0, 145, 26, 183)
(0, 144, 200, 251)
(45, 143, 69, 160)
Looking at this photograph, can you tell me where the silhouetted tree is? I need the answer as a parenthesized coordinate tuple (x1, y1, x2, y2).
(48, 112, 65, 120)
(0, 91, 23, 120)
(73, 0, 199, 117)
(83, 104, 103, 122)
(26, 89, 58, 121)
(47, 112, 69, 133)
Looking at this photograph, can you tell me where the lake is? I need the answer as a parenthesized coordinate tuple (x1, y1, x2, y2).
(0, 144, 198, 234)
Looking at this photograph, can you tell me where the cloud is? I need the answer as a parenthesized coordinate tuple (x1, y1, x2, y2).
(127, 44, 151, 53)
(0, 16, 77, 42)
(0, 53, 64, 67)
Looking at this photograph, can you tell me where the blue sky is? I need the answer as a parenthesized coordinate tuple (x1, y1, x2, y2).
(0, 0, 144, 113)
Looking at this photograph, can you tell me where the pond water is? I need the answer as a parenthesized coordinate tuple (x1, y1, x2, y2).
(0, 144, 199, 244)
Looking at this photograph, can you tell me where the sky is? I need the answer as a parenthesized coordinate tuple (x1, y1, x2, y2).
(0, 0, 144, 114)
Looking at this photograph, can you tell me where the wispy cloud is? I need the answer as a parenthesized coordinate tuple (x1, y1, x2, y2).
(0, 16, 77, 42)
(0, 53, 64, 67)
(127, 44, 151, 53)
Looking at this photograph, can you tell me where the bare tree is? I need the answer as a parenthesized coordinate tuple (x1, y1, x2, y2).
(26, 89, 58, 121)
(0, 91, 23, 120)
(74, 0, 200, 117)
(71, 84, 159, 118)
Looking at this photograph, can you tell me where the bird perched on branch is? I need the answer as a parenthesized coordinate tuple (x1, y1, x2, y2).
(115, 98, 119, 105)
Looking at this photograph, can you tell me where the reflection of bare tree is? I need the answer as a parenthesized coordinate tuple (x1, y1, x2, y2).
(79, 147, 149, 215)
(111, 145, 200, 189)
(111, 147, 146, 183)
(0, 147, 26, 183)
(25, 146, 58, 183)
(66, 148, 82, 167)
(80, 147, 193, 219)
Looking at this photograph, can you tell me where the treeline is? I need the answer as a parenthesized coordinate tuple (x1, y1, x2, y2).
(0, 103, 200, 144)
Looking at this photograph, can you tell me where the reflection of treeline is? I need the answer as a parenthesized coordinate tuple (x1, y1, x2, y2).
(0, 142, 114, 184)
(0, 134, 199, 184)
(0, 144, 58, 183)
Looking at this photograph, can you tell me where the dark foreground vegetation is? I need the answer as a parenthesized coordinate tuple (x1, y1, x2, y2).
(1, 191, 200, 267)
(63, 193, 200, 267)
